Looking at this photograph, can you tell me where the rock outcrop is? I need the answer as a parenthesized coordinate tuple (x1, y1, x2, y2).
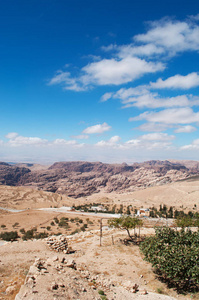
(0, 160, 198, 198)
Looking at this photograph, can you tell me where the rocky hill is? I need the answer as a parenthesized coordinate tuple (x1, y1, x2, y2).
(0, 160, 198, 198)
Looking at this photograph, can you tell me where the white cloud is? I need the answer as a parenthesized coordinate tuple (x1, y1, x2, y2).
(130, 108, 199, 124)
(140, 132, 175, 141)
(110, 86, 199, 109)
(49, 71, 86, 91)
(150, 72, 199, 89)
(53, 139, 77, 145)
(109, 136, 121, 143)
(83, 122, 111, 134)
(174, 125, 197, 133)
(100, 92, 113, 102)
(135, 122, 170, 132)
(118, 43, 164, 58)
(96, 135, 121, 147)
(113, 86, 149, 100)
(189, 14, 199, 21)
(125, 138, 172, 150)
(49, 16, 199, 92)
(181, 138, 199, 150)
(125, 139, 140, 145)
(5, 132, 18, 139)
(70, 134, 89, 139)
(134, 18, 199, 55)
(123, 94, 199, 109)
(8, 135, 48, 147)
(5, 133, 81, 148)
(49, 57, 164, 91)
(81, 57, 164, 86)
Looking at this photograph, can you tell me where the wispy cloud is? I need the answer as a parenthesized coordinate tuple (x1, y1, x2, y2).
(130, 108, 199, 124)
(70, 134, 89, 139)
(48, 16, 199, 92)
(174, 125, 197, 133)
(108, 86, 199, 109)
(139, 132, 175, 141)
(83, 122, 111, 134)
(135, 122, 171, 132)
(134, 18, 199, 55)
(150, 72, 199, 89)
(5, 133, 80, 147)
(96, 135, 121, 147)
(181, 138, 199, 150)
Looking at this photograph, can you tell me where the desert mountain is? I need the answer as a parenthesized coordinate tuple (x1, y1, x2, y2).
(0, 160, 198, 198)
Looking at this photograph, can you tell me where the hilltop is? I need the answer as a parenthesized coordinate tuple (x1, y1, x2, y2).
(0, 160, 198, 198)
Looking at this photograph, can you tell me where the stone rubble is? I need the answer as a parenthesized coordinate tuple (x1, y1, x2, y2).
(45, 235, 73, 253)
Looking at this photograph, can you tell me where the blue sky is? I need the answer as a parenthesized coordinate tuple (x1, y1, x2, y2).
(1, 0, 199, 163)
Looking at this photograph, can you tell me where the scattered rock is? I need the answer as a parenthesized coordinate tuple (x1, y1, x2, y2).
(46, 236, 72, 253)
(5, 285, 15, 295)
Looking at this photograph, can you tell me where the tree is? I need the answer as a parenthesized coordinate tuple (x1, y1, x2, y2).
(140, 227, 199, 292)
(0, 231, 19, 241)
(175, 216, 193, 229)
(108, 216, 143, 240)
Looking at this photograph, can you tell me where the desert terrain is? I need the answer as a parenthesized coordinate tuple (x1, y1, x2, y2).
(0, 160, 198, 198)
(1, 228, 196, 300)
(0, 160, 199, 299)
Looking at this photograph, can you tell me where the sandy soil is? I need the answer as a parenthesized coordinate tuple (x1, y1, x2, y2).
(0, 182, 198, 300)
(0, 228, 198, 300)
(0, 178, 199, 212)
(83, 180, 199, 212)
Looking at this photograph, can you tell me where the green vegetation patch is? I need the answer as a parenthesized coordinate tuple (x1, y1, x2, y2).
(140, 227, 199, 293)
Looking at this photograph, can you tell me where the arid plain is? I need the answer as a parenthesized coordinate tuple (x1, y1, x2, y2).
(0, 161, 199, 299)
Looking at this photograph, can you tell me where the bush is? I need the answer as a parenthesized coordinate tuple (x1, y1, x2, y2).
(22, 229, 34, 240)
(0, 231, 19, 241)
(20, 228, 25, 234)
(34, 231, 48, 239)
(140, 227, 199, 292)
(54, 217, 59, 224)
(98, 290, 105, 295)
(70, 229, 80, 235)
(1, 224, 6, 228)
(108, 216, 143, 240)
(58, 219, 70, 229)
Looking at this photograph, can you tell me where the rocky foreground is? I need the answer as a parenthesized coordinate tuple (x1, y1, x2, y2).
(3, 231, 177, 300)
(0, 160, 199, 198)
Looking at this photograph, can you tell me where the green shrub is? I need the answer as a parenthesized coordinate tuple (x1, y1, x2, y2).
(140, 227, 199, 292)
(0, 231, 19, 241)
(70, 229, 80, 235)
(20, 228, 25, 234)
(54, 217, 59, 224)
(100, 296, 107, 300)
(108, 216, 143, 239)
(1, 224, 6, 228)
(22, 229, 34, 240)
(34, 231, 48, 239)
(54, 232, 62, 236)
(58, 220, 70, 229)
(98, 290, 105, 295)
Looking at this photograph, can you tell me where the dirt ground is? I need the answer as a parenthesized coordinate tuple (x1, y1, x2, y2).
(0, 183, 199, 299)
(0, 228, 198, 300)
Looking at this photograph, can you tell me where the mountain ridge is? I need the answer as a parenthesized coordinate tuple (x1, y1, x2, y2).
(0, 160, 198, 198)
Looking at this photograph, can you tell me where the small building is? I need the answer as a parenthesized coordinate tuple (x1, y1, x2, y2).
(91, 205, 107, 212)
(137, 208, 150, 217)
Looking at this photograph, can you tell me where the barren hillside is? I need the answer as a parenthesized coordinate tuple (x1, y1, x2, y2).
(0, 160, 198, 198)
